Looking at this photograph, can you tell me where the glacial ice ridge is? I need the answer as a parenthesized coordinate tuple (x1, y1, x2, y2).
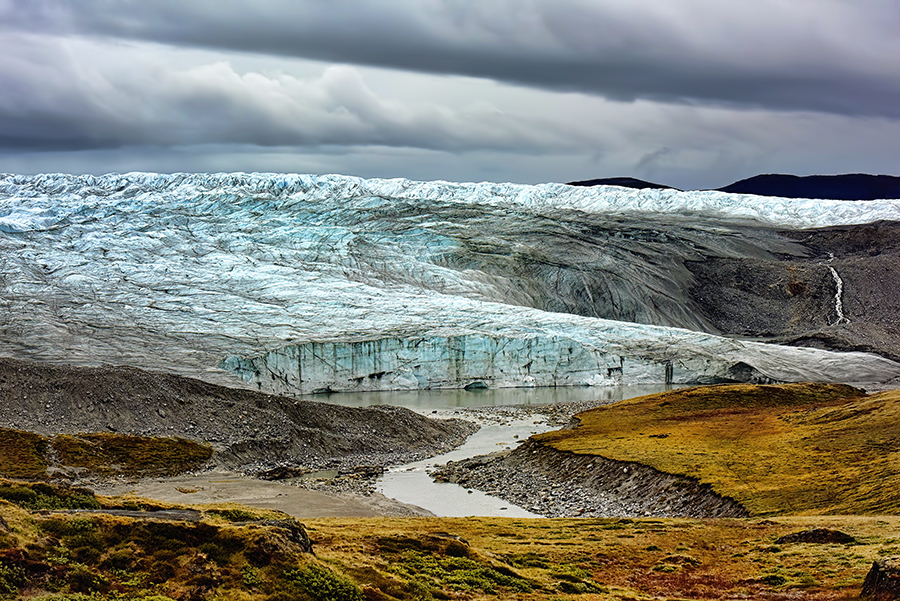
(1, 171, 898, 394)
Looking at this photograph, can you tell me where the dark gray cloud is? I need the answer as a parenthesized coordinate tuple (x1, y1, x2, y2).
(0, 34, 580, 154)
(4, 0, 900, 118)
(1, 0, 899, 187)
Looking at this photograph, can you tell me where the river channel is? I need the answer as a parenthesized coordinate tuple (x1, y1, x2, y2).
(315, 384, 677, 517)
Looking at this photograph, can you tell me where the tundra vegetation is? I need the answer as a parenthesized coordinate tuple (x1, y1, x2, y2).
(0, 429, 213, 479)
(0, 383, 898, 599)
(0, 481, 897, 600)
(535, 383, 900, 515)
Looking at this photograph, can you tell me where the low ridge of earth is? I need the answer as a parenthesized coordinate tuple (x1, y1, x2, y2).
(436, 383, 900, 518)
(688, 220, 900, 362)
(0, 357, 477, 475)
(433, 439, 748, 519)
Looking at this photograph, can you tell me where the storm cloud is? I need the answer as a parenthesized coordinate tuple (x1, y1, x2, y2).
(6, 0, 900, 117)
(1, 0, 899, 187)
(0, 34, 577, 153)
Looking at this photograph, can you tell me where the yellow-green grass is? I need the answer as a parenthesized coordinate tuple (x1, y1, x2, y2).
(534, 383, 900, 516)
(51, 432, 213, 476)
(3, 492, 899, 601)
(0, 429, 47, 479)
(0, 478, 896, 600)
(0, 428, 213, 479)
(305, 514, 900, 601)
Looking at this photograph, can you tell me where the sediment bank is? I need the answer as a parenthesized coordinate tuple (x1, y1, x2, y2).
(433, 438, 749, 518)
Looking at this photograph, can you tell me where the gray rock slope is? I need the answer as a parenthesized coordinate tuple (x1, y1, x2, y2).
(0, 357, 475, 471)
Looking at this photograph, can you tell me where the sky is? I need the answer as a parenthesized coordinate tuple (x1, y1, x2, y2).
(1, 0, 899, 189)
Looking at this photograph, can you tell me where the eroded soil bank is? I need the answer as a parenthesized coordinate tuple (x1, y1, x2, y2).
(433, 439, 749, 518)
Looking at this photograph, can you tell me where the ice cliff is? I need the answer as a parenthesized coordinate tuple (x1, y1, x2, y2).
(1, 172, 899, 394)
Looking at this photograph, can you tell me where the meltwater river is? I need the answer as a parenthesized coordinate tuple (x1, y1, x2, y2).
(314, 384, 677, 517)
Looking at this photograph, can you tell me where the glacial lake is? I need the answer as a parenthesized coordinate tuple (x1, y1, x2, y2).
(302, 384, 677, 411)
(307, 384, 679, 517)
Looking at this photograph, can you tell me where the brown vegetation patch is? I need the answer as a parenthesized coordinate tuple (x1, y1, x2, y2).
(0, 493, 897, 600)
(776, 529, 857, 545)
(304, 515, 900, 601)
(51, 432, 214, 476)
(0, 428, 212, 479)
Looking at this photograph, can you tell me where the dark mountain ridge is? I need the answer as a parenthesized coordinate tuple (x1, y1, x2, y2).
(567, 177, 676, 190)
(567, 173, 900, 200)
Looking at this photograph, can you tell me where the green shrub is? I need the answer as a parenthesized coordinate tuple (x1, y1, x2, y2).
(242, 565, 264, 588)
(389, 550, 532, 594)
(199, 541, 232, 565)
(556, 580, 608, 595)
(0, 483, 100, 510)
(99, 548, 134, 571)
(70, 546, 101, 564)
(285, 563, 363, 601)
(0, 562, 25, 595)
(507, 552, 551, 569)
(761, 573, 787, 586)
(207, 507, 260, 522)
(0, 533, 15, 550)
(67, 564, 111, 594)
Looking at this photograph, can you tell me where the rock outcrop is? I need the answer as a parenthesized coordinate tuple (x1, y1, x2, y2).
(775, 528, 856, 545)
(861, 557, 900, 600)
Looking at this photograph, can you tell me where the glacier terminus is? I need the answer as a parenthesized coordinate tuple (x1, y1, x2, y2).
(1, 172, 899, 395)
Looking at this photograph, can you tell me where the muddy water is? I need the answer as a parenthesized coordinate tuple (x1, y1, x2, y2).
(377, 415, 551, 517)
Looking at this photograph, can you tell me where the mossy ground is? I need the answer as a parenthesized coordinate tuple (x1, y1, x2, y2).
(51, 432, 213, 477)
(0, 429, 212, 479)
(306, 514, 900, 601)
(533, 383, 900, 515)
(0, 480, 896, 600)
(0, 429, 48, 479)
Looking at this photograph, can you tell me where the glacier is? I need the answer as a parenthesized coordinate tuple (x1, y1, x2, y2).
(1, 171, 899, 395)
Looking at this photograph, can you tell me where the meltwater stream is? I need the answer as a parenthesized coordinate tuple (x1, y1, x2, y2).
(316, 384, 678, 517)
(379, 415, 549, 518)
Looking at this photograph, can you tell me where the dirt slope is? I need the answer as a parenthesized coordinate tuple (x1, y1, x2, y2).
(0, 357, 476, 472)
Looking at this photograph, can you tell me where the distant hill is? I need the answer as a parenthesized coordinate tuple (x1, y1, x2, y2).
(717, 174, 900, 200)
(566, 177, 676, 190)
(568, 173, 900, 200)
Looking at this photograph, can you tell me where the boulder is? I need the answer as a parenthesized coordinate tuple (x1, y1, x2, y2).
(775, 528, 856, 545)
(861, 558, 900, 600)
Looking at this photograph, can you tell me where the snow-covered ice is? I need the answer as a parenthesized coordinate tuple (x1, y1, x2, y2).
(1, 172, 898, 393)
